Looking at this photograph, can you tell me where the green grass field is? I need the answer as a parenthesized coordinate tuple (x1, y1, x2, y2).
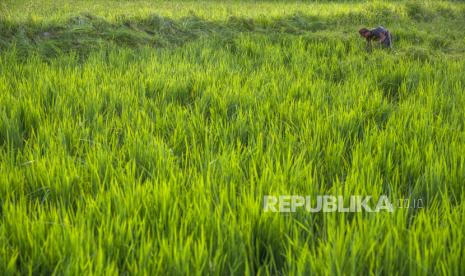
(1, 0, 465, 274)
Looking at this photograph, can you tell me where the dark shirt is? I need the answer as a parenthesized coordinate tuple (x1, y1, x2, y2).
(370, 26, 392, 48)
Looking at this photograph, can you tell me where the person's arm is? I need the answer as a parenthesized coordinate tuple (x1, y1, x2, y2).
(366, 38, 372, 52)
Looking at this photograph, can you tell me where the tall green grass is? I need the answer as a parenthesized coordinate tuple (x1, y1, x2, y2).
(1, 0, 465, 274)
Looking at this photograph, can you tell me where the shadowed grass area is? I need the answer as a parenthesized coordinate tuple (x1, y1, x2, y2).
(1, 0, 465, 275)
(1, 1, 464, 59)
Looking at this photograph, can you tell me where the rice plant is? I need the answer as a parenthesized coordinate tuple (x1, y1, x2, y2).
(1, 0, 464, 274)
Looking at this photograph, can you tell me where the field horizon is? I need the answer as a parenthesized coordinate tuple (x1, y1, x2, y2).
(1, 0, 465, 275)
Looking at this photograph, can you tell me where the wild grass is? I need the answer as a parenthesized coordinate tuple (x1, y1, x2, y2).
(1, 0, 465, 275)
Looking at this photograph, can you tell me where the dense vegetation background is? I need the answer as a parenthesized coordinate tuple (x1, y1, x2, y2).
(1, 0, 464, 274)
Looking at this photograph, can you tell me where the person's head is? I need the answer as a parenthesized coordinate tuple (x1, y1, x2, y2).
(359, 28, 371, 38)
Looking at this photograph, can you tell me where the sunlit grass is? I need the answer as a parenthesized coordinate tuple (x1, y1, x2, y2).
(1, 0, 464, 274)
